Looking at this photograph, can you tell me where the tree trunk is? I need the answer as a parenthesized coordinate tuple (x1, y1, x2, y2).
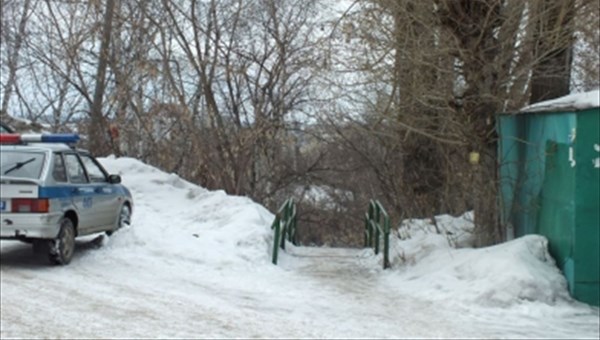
(88, 0, 117, 155)
(437, 0, 505, 246)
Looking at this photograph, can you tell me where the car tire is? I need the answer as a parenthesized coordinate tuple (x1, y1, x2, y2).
(49, 217, 76, 265)
(107, 204, 131, 236)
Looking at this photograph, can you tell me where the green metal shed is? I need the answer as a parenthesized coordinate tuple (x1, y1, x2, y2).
(498, 90, 600, 306)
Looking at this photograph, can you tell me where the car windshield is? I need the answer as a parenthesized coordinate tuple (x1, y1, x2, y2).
(0, 151, 46, 179)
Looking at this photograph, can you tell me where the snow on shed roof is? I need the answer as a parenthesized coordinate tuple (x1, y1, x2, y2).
(519, 89, 600, 113)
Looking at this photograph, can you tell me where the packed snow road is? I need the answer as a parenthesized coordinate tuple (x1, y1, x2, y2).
(0, 243, 530, 339)
(1, 157, 598, 339)
(2, 240, 598, 339)
(0, 241, 466, 339)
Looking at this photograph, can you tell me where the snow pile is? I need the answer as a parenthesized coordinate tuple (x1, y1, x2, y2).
(390, 214, 572, 308)
(520, 89, 600, 113)
(98, 156, 275, 267)
(100, 156, 573, 309)
(75, 157, 586, 310)
(397, 211, 476, 248)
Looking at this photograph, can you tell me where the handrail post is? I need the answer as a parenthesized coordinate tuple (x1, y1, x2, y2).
(368, 201, 375, 248)
(374, 200, 381, 255)
(383, 214, 390, 269)
(281, 200, 289, 250)
(365, 199, 392, 269)
(271, 198, 298, 265)
(271, 215, 281, 265)
(374, 221, 380, 254)
(280, 222, 287, 250)
(364, 213, 369, 247)
(289, 203, 297, 244)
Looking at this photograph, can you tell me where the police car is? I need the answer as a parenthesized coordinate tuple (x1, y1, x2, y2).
(0, 133, 133, 265)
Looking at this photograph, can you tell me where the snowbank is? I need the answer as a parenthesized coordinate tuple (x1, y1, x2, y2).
(97, 156, 583, 309)
(397, 211, 476, 248)
(390, 214, 573, 308)
(97, 157, 580, 309)
(98, 156, 276, 267)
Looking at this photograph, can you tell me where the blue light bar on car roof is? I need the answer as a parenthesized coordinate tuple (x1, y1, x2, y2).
(39, 134, 80, 143)
(0, 133, 80, 144)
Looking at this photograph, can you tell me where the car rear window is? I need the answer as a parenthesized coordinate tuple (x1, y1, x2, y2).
(0, 122, 13, 133)
(0, 151, 46, 179)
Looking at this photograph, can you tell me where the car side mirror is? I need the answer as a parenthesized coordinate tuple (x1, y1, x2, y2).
(108, 174, 121, 184)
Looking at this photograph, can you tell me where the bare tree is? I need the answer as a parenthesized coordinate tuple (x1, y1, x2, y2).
(157, 0, 321, 203)
(1, 0, 35, 121)
(88, 0, 116, 155)
(12, 0, 99, 129)
(572, 0, 600, 91)
(530, 0, 576, 103)
(317, 0, 585, 246)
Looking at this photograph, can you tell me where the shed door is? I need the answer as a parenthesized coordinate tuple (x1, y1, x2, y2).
(538, 141, 576, 294)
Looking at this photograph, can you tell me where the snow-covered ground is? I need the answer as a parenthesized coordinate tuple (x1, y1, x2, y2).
(1, 157, 599, 339)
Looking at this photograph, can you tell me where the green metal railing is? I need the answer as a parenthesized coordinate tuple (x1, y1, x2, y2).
(364, 199, 391, 269)
(271, 198, 298, 265)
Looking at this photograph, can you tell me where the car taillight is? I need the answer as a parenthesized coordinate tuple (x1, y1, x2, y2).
(11, 198, 49, 213)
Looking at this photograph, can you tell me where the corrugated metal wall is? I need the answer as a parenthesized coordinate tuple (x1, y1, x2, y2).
(498, 108, 599, 306)
(574, 110, 599, 306)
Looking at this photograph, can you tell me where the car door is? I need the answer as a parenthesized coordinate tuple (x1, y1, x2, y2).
(63, 152, 113, 233)
(78, 153, 120, 229)
(63, 153, 93, 232)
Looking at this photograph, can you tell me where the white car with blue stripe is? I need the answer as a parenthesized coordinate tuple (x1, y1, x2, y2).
(0, 133, 133, 265)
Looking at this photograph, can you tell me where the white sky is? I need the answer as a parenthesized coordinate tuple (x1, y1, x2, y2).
(1, 156, 598, 339)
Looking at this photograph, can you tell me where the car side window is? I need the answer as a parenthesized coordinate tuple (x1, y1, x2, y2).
(64, 153, 88, 184)
(52, 153, 68, 183)
(80, 155, 108, 183)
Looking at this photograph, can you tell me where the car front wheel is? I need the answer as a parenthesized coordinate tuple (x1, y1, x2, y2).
(49, 217, 76, 265)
